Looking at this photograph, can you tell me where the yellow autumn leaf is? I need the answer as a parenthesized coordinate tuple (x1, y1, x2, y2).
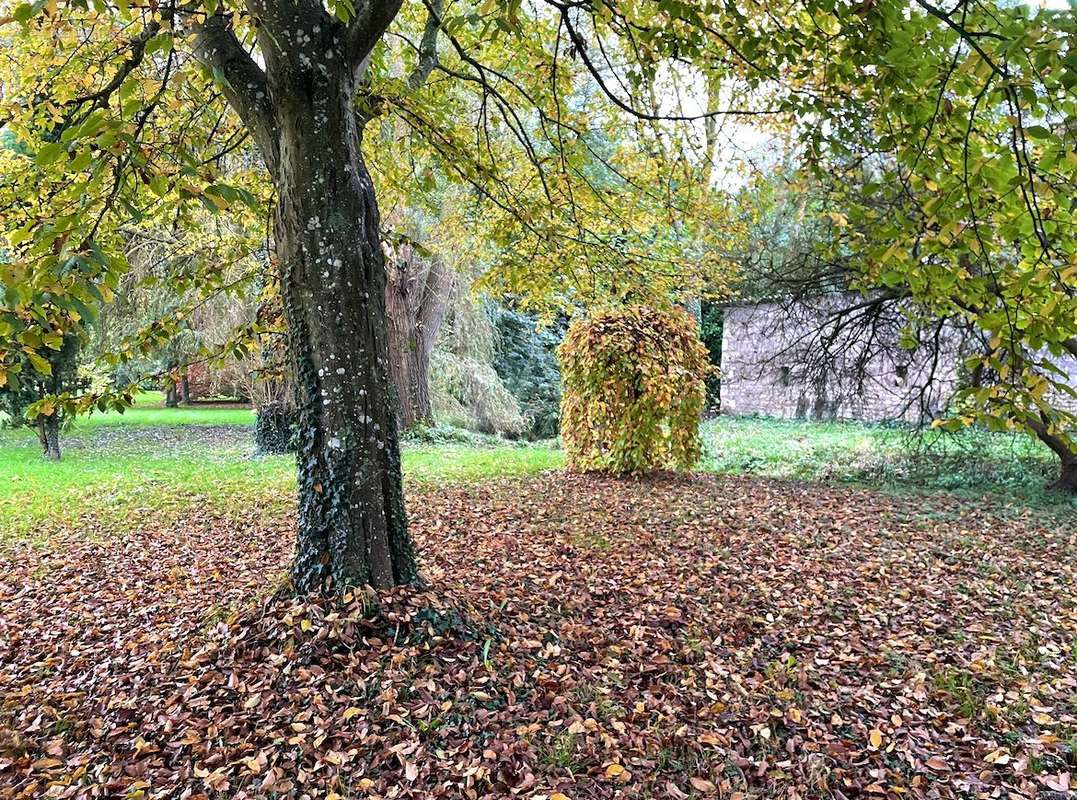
(868, 728, 883, 749)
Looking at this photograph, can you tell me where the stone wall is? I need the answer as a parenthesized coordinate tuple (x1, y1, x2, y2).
(1050, 353, 1077, 416)
(720, 298, 1077, 423)
(719, 299, 960, 423)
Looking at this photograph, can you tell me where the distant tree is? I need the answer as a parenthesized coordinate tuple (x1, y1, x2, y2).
(1, 325, 82, 460)
(429, 287, 528, 437)
(250, 273, 297, 454)
(384, 238, 454, 431)
(699, 303, 724, 410)
(490, 305, 563, 440)
(797, 4, 1077, 492)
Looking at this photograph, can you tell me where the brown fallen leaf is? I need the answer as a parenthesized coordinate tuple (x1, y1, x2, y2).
(690, 776, 717, 793)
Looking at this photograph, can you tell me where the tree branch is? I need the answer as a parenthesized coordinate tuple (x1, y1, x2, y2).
(190, 12, 279, 174)
(407, 0, 442, 90)
(347, 0, 404, 76)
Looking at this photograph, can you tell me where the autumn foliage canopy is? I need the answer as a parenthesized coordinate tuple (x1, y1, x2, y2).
(558, 306, 711, 475)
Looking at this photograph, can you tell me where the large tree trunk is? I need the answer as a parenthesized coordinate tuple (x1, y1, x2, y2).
(1052, 458, 1077, 494)
(385, 243, 453, 430)
(191, 3, 417, 594)
(273, 71, 417, 593)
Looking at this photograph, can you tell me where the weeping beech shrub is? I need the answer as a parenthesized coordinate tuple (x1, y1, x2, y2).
(559, 306, 712, 474)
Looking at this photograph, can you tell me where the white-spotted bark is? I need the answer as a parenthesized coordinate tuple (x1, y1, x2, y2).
(192, 0, 418, 592)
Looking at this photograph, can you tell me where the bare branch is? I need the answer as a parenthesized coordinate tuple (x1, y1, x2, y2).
(407, 0, 442, 90)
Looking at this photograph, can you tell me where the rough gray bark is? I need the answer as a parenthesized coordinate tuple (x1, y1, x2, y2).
(193, 2, 418, 592)
(275, 82, 415, 591)
(385, 243, 453, 430)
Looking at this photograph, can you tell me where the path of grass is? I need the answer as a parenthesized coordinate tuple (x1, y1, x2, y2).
(3, 406, 1072, 544)
(0, 417, 563, 544)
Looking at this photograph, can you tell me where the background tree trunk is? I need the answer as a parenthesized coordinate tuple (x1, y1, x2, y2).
(273, 69, 417, 593)
(255, 391, 296, 454)
(253, 272, 297, 455)
(37, 416, 61, 460)
(384, 242, 453, 430)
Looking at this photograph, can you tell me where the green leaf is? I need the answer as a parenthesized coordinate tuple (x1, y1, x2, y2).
(26, 350, 52, 376)
(35, 142, 66, 166)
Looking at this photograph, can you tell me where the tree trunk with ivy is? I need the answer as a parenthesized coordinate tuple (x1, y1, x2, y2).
(194, 3, 418, 593)
(255, 394, 296, 454)
(253, 275, 297, 455)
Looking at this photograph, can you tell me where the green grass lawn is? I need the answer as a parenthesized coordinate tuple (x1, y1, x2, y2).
(0, 392, 563, 544)
(67, 390, 258, 428)
(702, 415, 1069, 505)
(2, 401, 1071, 546)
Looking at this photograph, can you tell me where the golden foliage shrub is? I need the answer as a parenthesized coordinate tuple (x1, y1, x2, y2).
(558, 306, 712, 474)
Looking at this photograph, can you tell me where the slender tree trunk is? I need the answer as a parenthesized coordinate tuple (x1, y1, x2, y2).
(1027, 414, 1077, 495)
(37, 416, 61, 461)
(273, 72, 417, 592)
(385, 306, 433, 430)
(180, 374, 191, 403)
(253, 270, 297, 454)
(385, 246, 452, 430)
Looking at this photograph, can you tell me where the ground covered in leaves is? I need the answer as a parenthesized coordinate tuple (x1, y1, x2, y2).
(1, 474, 1075, 799)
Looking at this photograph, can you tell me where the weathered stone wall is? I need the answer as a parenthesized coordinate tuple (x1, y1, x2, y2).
(719, 299, 960, 423)
(720, 298, 1077, 423)
(1051, 353, 1077, 416)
